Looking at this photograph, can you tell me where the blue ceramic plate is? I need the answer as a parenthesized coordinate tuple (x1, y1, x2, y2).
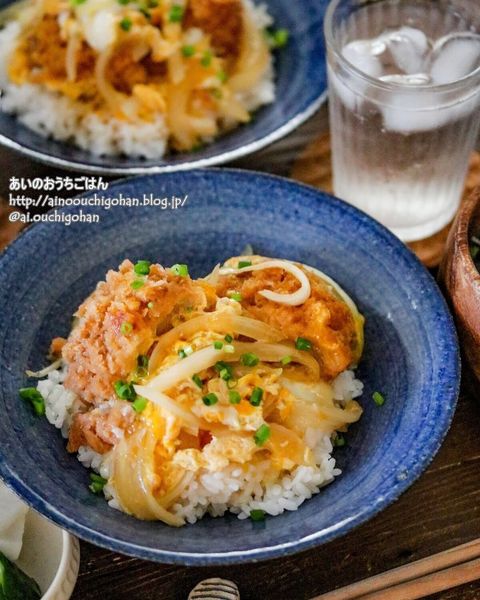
(0, 169, 459, 565)
(0, 0, 328, 174)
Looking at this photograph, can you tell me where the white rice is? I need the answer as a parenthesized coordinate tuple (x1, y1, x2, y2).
(0, 1, 276, 158)
(35, 366, 363, 522)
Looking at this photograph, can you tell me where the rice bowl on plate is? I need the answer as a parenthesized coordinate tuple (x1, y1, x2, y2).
(0, 170, 459, 564)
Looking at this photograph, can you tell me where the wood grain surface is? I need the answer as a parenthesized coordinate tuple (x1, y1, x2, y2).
(1, 104, 480, 599)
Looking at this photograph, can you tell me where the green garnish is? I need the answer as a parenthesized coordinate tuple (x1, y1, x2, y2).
(213, 341, 224, 350)
(226, 378, 238, 389)
(135, 354, 149, 378)
(216, 69, 227, 83)
(250, 509, 266, 521)
(131, 396, 148, 413)
(224, 344, 235, 354)
(140, 7, 151, 18)
(224, 334, 233, 343)
(249, 386, 263, 406)
(253, 423, 270, 445)
(334, 434, 346, 447)
(168, 4, 184, 22)
(238, 260, 252, 269)
(202, 392, 218, 406)
(229, 291, 242, 302)
(19, 387, 45, 416)
(89, 472, 108, 494)
(280, 355, 292, 366)
(192, 374, 203, 388)
(147, 0, 158, 6)
(171, 263, 189, 277)
(134, 260, 151, 275)
(70, 0, 87, 6)
(131, 279, 145, 290)
(214, 361, 234, 381)
(119, 17, 132, 31)
(373, 391, 386, 406)
(241, 352, 259, 367)
(200, 50, 212, 67)
(228, 390, 241, 404)
(265, 27, 289, 49)
(295, 337, 312, 351)
(178, 346, 193, 359)
(147, 301, 154, 309)
(120, 321, 133, 336)
(181, 45, 195, 57)
(117, 0, 129, 5)
(114, 380, 136, 401)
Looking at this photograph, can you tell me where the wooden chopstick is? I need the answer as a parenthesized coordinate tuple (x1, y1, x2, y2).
(312, 539, 480, 600)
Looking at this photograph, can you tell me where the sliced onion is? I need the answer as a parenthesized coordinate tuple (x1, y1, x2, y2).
(112, 429, 184, 526)
(134, 385, 200, 433)
(219, 260, 311, 306)
(26, 358, 63, 378)
(149, 312, 284, 372)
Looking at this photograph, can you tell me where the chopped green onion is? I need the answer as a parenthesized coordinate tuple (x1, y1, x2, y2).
(210, 88, 222, 99)
(228, 390, 241, 404)
(140, 7, 151, 18)
(224, 334, 233, 343)
(265, 27, 289, 49)
(131, 396, 148, 413)
(281, 355, 292, 366)
(147, 301, 154, 309)
(89, 472, 108, 494)
(253, 423, 270, 446)
(178, 346, 193, 359)
(168, 4, 184, 22)
(134, 260, 151, 275)
(121, 321, 133, 336)
(119, 17, 132, 31)
(229, 291, 242, 302)
(373, 391, 386, 406)
(334, 434, 346, 447)
(118, 0, 129, 5)
(241, 352, 259, 367)
(137, 355, 149, 368)
(238, 260, 252, 269)
(171, 263, 189, 277)
(19, 387, 45, 416)
(147, 0, 158, 6)
(131, 279, 145, 290)
(200, 50, 212, 67)
(249, 386, 263, 406)
(70, 0, 87, 6)
(224, 344, 235, 354)
(217, 69, 227, 83)
(202, 392, 218, 406)
(114, 380, 136, 401)
(182, 45, 195, 57)
(295, 337, 312, 351)
(214, 361, 233, 381)
(192, 374, 203, 388)
(250, 509, 266, 521)
(213, 341, 224, 350)
(226, 378, 238, 389)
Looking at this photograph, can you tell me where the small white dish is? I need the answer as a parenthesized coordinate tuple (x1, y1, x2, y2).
(15, 509, 80, 600)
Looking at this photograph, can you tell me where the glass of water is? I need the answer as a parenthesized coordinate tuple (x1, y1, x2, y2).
(324, 0, 480, 242)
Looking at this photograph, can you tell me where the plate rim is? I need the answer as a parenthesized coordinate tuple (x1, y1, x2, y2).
(0, 168, 461, 564)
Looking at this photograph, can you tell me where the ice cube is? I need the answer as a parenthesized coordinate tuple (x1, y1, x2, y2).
(342, 40, 384, 78)
(430, 32, 480, 84)
(382, 26, 430, 74)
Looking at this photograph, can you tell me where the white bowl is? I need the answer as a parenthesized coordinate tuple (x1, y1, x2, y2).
(15, 510, 80, 600)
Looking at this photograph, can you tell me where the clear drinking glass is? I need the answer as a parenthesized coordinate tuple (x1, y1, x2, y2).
(324, 0, 480, 242)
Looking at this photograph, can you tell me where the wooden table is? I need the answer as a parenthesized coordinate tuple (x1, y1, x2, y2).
(2, 105, 480, 600)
